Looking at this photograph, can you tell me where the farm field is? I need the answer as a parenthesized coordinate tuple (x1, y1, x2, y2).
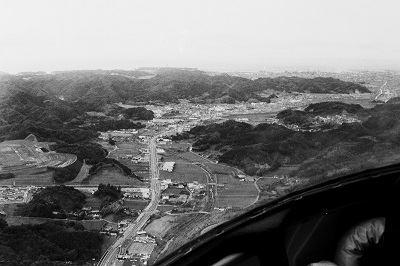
(171, 151, 211, 164)
(118, 158, 150, 179)
(203, 163, 238, 175)
(215, 174, 258, 208)
(162, 142, 191, 152)
(113, 142, 146, 158)
(160, 162, 207, 183)
(215, 195, 255, 208)
(84, 168, 147, 187)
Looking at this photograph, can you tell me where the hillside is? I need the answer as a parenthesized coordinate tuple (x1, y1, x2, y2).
(186, 101, 400, 183)
(0, 221, 103, 265)
(0, 69, 370, 105)
(18, 186, 86, 218)
(0, 88, 148, 142)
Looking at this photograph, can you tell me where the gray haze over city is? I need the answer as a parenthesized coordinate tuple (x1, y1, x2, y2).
(1, 0, 400, 73)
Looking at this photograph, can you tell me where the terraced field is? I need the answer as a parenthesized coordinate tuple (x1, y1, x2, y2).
(0, 138, 77, 185)
(0, 139, 76, 172)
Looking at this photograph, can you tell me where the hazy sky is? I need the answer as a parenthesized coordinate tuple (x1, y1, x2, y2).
(1, 0, 399, 73)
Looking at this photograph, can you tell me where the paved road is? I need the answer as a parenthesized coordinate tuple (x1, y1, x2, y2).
(375, 80, 388, 100)
(98, 136, 161, 266)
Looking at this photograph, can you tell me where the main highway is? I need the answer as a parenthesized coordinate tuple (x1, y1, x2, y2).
(98, 135, 161, 266)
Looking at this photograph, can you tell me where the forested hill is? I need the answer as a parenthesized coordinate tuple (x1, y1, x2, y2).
(0, 69, 370, 104)
(182, 101, 400, 184)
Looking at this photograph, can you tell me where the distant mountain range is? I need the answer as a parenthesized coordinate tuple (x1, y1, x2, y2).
(0, 68, 370, 105)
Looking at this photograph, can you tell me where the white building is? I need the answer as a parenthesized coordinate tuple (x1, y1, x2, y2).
(162, 162, 175, 172)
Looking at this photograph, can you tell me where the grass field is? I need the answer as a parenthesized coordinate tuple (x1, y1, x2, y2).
(203, 163, 237, 175)
(173, 151, 211, 164)
(84, 194, 102, 210)
(66, 162, 90, 184)
(0, 170, 55, 186)
(266, 164, 299, 177)
(5, 216, 108, 230)
(0, 203, 21, 216)
(157, 205, 176, 213)
(215, 195, 256, 208)
(84, 168, 147, 187)
(128, 242, 155, 255)
(123, 199, 149, 210)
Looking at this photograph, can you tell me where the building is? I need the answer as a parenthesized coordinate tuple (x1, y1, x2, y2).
(156, 148, 166, 154)
(123, 188, 150, 199)
(162, 162, 175, 172)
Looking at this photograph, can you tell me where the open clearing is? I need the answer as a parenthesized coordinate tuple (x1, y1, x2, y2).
(113, 142, 146, 158)
(66, 162, 91, 184)
(128, 242, 155, 255)
(84, 168, 147, 187)
(145, 215, 178, 238)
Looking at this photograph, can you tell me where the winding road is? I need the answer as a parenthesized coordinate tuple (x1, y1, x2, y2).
(374, 80, 388, 100)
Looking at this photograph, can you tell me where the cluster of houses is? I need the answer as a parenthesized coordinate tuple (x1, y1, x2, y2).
(117, 231, 156, 264)
(122, 187, 151, 199)
(99, 129, 139, 141)
(0, 186, 37, 204)
(312, 114, 361, 126)
(130, 147, 163, 164)
(159, 179, 206, 205)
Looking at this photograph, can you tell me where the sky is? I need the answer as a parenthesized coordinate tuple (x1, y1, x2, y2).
(0, 0, 399, 73)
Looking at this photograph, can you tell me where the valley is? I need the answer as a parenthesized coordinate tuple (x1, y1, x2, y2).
(1, 69, 400, 266)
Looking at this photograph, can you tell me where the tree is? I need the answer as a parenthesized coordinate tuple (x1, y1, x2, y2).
(108, 138, 116, 145)
(0, 218, 8, 230)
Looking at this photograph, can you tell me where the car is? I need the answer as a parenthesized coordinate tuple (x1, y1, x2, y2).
(153, 163, 400, 266)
